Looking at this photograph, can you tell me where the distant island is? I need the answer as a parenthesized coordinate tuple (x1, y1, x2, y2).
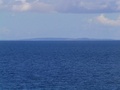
(22, 38, 114, 41)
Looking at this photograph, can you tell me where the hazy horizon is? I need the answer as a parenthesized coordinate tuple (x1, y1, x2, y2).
(0, 37, 118, 41)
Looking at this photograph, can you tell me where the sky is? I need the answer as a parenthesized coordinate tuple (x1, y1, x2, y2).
(0, 0, 120, 40)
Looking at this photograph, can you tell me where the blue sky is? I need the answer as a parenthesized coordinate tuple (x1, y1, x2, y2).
(0, 0, 120, 40)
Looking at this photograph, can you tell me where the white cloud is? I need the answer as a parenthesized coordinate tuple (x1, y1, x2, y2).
(12, 0, 31, 11)
(96, 14, 120, 26)
(11, 0, 55, 12)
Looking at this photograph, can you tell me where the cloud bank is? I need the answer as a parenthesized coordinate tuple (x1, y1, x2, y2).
(0, 0, 55, 12)
(0, 0, 120, 13)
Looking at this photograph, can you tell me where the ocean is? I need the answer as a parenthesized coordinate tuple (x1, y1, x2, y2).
(0, 41, 120, 90)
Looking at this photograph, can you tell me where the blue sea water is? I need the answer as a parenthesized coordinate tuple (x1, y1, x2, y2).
(0, 41, 120, 90)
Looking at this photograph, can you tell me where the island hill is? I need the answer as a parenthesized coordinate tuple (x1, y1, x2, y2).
(24, 38, 113, 41)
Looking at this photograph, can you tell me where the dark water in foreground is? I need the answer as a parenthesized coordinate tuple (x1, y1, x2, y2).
(0, 41, 120, 90)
